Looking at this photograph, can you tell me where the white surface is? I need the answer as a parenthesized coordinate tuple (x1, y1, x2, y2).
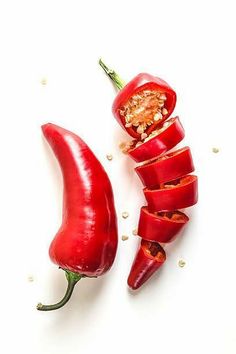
(0, 1, 236, 353)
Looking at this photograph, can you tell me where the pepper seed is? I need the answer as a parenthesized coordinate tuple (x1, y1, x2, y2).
(27, 275, 34, 282)
(40, 78, 47, 85)
(178, 259, 186, 268)
(106, 154, 113, 161)
(121, 235, 129, 241)
(162, 108, 168, 115)
(132, 229, 138, 236)
(141, 133, 148, 140)
(212, 147, 219, 153)
(122, 211, 129, 219)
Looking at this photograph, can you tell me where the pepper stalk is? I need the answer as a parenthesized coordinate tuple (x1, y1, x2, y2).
(37, 270, 84, 311)
(99, 59, 125, 90)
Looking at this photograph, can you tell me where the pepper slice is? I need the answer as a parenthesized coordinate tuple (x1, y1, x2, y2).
(135, 146, 194, 188)
(99, 59, 176, 139)
(128, 117, 185, 163)
(138, 207, 189, 243)
(144, 175, 198, 212)
(127, 240, 166, 290)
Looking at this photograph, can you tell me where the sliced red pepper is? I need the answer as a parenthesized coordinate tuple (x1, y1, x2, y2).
(144, 175, 198, 212)
(99, 59, 176, 139)
(138, 207, 189, 243)
(135, 146, 194, 188)
(127, 240, 166, 290)
(128, 117, 185, 162)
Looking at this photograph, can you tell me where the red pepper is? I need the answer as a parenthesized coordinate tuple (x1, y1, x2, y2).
(128, 117, 185, 163)
(144, 175, 198, 212)
(100, 60, 198, 291)
(127, 240, 166, 290)
(138, 207, 189, 243)
(99, 59, 176, 139)
(135, 146, 194, 188)
(37, 123, 118, 311)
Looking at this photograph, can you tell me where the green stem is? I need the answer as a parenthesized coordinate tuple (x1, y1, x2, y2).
(99, 58, 125, 90)
(37, 270, 83, 311)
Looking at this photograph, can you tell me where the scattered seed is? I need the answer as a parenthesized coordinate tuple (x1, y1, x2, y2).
(122, 211, 129, 219)
(40, 78, 47, 85)
(132, 229, 138, 236)
(178, 259, 186, 268)
(106, 154, 113, 161)
(122, 235, 129, 241)
(125, 123, 132, 128)
(212, 147, 219, 153)
(27, 275, 34, 282)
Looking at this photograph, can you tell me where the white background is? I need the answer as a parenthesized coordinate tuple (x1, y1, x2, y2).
(0, 1, 235, 353)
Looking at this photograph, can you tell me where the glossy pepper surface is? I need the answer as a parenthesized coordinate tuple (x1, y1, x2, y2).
(37, 123, 118, 311)
(138, 207, 189, 243)
(127, 240, 166, 290)
(144, 175, 198, 212)
(128, 117, 185, 162)
(135, 146, 194, 188)
(99, 59, 198, 291)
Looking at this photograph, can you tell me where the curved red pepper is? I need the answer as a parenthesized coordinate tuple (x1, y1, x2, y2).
(99, 59, 176, 139)
(144, 175, 198, 212)
(128, 117, 185, 163)
(135, 146, 194, 188)
(37, 123, 118, 311)
(127, 240, 166, 290)
(138, 207, 189, 243)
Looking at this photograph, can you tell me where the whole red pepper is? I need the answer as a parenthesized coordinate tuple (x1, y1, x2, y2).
(100, 60, 198, 291)
(37, 123, 118, 311)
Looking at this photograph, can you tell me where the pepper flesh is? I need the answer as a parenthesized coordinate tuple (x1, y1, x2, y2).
(138, 207, 189, 243)
(135, 146, 194, 188)
(99, 60, 198, 290)
(99, 59, 176, 139)
(128, 117, 185, 163)
(37, 123, 118, 310)
(144, 175, 198, 212)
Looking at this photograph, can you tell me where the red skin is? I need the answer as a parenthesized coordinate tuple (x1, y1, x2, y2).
(138, 207, 189, 243)
(128, 117, 185, 163)
(112, 73, 176, 138)
(42, 123, 118, 277)
(127, 240, 166, 290)
(144, 175, 198, 212)
(135, 146, 194, 188)
(100, 62, 198, 290)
